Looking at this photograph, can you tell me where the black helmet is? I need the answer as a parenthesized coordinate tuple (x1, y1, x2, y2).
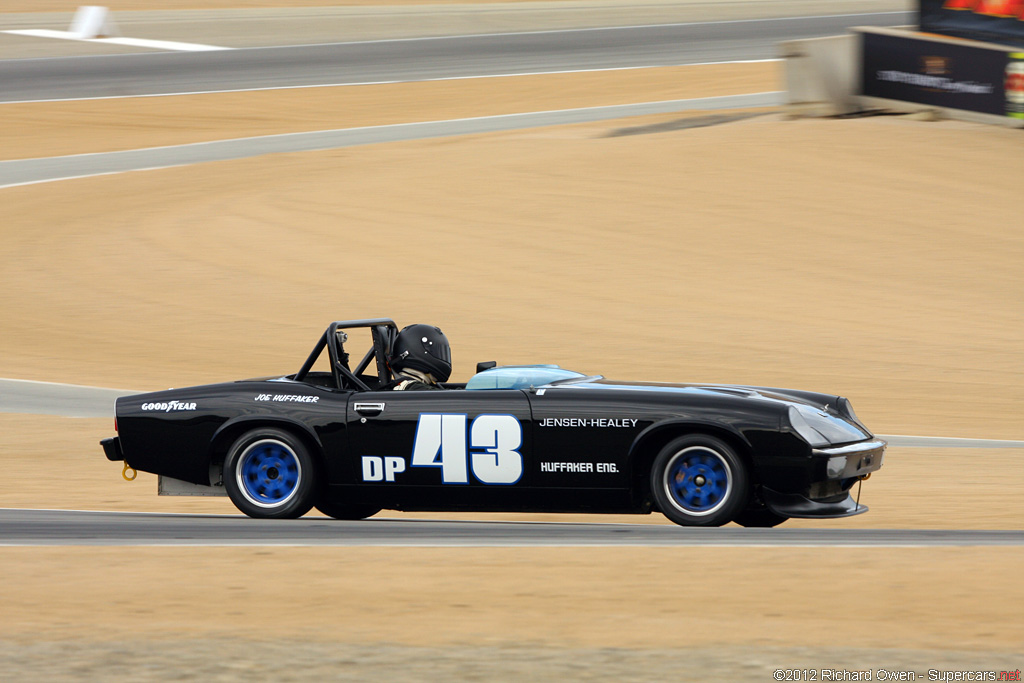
(390, 324, 452, 382)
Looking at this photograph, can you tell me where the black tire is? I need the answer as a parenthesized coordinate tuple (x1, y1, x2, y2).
(314, 499, 381, 521)
(223, 427, 318, 519)
(650, 435, 749, 527)
(733, 506, 789, 528)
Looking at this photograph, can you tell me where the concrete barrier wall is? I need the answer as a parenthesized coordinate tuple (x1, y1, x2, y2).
(779, 34, 861, 116)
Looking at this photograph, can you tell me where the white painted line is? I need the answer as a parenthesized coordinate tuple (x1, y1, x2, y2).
(0, 162, 184, 189)
(97, 36, 231, 52)
(0, 167, 148, 191)
(5, 29, 85, 40)
(2, 28, 230, 52)
(0, 377, 137, 392)
(879, 434, 1024, 448)
(0, 59, 781, 105)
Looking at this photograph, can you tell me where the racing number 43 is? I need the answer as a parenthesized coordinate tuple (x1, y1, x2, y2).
(412, 414, 523, 484)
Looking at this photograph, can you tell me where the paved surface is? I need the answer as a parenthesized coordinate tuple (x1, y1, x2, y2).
(0, 93, 782, 188)
(0, 2, 912, 57)
(0, 12, 911, 102)
(2, 508, 1022, 546)
(880, 434, 1024, 449)
(0, 378, 135, 418)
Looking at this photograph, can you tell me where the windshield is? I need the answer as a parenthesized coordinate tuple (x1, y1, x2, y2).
(465, 366, 585, 391)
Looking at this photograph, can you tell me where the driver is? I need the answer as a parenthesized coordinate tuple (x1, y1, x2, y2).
(388, 324, 452, 391)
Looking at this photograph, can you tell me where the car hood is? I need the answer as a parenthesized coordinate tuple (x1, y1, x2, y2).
(553, 377, 836, 407)
(548, 376, 872, 440)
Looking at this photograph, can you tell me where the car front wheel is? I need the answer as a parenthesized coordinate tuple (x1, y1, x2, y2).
(224, 428, 317, 519)
(650, 435, 749, 527)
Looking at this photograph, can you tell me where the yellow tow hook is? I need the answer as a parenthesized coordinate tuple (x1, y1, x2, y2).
(859, 472, 871, 481)
(122, 461, 137, 481)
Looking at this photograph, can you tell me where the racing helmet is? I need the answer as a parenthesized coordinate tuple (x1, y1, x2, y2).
(390, 324, 452, 383)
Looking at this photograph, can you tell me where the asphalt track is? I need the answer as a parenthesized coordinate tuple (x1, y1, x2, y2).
(0, 12, 912, 102)
(2, 508, 1022, 547)
(0, 378, 133, 418)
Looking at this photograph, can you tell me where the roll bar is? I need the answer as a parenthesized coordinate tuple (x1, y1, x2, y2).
(294, 319, 399, 391)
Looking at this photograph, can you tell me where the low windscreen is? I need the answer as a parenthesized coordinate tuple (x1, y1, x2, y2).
(465, 366, 584, 391)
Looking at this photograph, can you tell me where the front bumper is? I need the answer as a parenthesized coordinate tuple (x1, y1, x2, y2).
(765, 438, 886, 519)
(816, 439, 886, 480)
(763, 487, 869, 518)
(101, 437, 123, 462)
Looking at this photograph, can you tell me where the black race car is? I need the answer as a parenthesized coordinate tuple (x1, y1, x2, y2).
(101, 319, 885, 527)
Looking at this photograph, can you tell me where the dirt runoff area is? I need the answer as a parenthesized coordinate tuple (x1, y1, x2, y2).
(1, 61, 1022, 678)
(0, 546, 1021, 681)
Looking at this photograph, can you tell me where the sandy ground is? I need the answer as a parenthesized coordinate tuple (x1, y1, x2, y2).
(4, 96, 1023, 439)
(8, 546, 1020, 651)
(1, 61, 1022, 678)
(0, 546, 1021, 681)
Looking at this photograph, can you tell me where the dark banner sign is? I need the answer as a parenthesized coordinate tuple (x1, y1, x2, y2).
(861, 30, 1024, 119)
(920, 0, 1024, 48)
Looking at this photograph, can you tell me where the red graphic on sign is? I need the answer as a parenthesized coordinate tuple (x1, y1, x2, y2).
(943, 0, 1024, 18)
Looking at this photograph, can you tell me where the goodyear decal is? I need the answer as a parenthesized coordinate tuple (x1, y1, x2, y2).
(141, 401, 196, 412)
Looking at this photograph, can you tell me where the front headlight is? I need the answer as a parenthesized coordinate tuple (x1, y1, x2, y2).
(788, 404, 870, 448)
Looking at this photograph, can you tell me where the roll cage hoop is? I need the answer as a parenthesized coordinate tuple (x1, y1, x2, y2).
(294, 319, 399, 391)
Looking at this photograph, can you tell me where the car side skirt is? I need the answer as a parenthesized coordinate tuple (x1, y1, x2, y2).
(158, 476, 228, 497)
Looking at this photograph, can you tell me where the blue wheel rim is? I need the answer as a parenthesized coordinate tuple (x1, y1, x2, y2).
(664, 447, 732, 516)
(237, 439, 301, 508)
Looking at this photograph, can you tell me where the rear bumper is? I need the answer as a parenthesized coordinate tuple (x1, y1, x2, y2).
(100, 437, 123, 462)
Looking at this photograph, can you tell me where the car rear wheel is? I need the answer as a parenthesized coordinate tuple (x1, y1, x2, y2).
(651, 435, 749, 527)
(314, 498, 381, 520)
(224, 428, 317, 519)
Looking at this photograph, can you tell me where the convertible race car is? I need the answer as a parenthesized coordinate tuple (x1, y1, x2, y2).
(100, 319, 885, 527)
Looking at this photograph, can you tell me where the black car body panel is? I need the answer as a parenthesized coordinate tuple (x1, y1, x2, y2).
(103, 319, 885, 523)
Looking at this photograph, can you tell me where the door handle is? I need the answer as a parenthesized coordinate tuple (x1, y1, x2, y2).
(354, 402, 385, 417)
